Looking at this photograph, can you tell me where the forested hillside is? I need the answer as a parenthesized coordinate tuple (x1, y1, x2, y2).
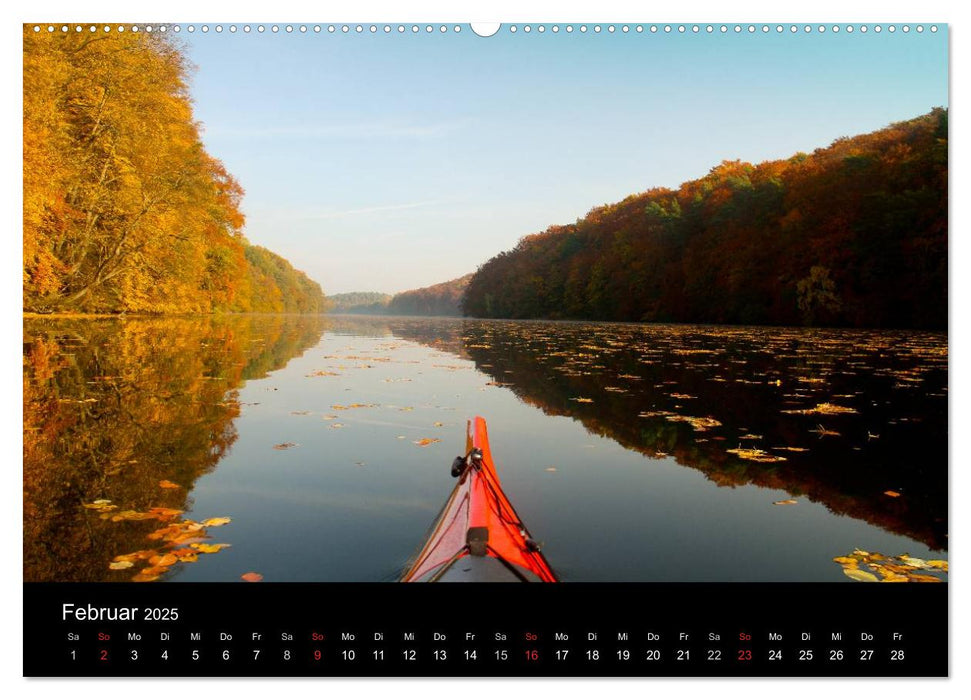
(463, 110, 947, 329)
(23, 28, 325, 313)
(387, 274, 472, 316)
(328, 292, 393, 314)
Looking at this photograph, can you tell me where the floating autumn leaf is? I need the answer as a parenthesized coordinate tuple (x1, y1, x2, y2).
(241, 572, 264, 582)
(330, 423, 346, 429)
(109, 560, 134, 570)
(808, 425, 841, 437)
(570, 397, 594, 403)
(140, 565, 170, 577)
(172, 549, 199, 562)
(926, 560, 949, 571)
(131, 573, 160, 583)
(202, 517, 232, 527)
(83, 501, 117, 512)
(773, 499, 798, 506)
(290, 410, 312, 416)
(306, 370, 339, 377)
(907, 573, 944, 583)
(191, 543, 232, 554)
(843, 568, 879, 582)
(667, 415, 722, 431)
(273, 442, 297, 450)
(545, 467, 557, 472)
(433, 421, 444, 427)
(113, 550, 156, 562)
(899, 556, 928, 569)
(727, 447, 787, 463)
(413, 438, 442, 447)
(148, 507, 183, 519)
(832, 556, 858, 567)
(883, 490, 901, 498)
(111, 510, 160, 522)
(783, 402, 858, 415)
(158, 480, 181, 489)
(149, 553, 178, 567)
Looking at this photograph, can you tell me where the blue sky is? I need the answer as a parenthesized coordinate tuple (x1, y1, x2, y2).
(180, 24, 948, 294)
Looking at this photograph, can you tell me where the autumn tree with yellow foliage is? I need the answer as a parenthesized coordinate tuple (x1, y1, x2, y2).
(23, 27, 325, 313)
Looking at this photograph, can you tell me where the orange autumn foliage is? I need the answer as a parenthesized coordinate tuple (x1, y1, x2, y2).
(23, 27, 325, 313)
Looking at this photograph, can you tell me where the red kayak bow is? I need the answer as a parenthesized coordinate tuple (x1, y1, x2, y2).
(400, 416, 558, 582)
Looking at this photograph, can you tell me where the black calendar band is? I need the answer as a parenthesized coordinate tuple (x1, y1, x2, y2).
(24, 582, 947, 677)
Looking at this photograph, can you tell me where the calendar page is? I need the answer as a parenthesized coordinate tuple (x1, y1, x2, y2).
(22, 14, 949, 679)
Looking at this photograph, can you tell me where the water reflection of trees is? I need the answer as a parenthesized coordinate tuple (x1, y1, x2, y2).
(387, 319, 947, 551)
(23, 315, 325, 581)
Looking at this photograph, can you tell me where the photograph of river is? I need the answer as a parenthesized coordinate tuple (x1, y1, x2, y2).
(23, 22, 947, 584)
(24, 314, 947, 582)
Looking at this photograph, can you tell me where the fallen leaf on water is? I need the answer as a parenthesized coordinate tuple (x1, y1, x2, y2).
(306, 370, 339, 377)
(433, 422, 444, 427)
(666, 415, 722, 431)
(241, 572, 264, 582)
(201, 517, 232, 527)
(773, 499, 798, 506)
(832, 556, 858, 567)
(926, 560, 949, 571)
(172, 549, 199, 562)
(728, 447, 787, 463)
(131, 573, 159, 583)
(782, 402, 858, 416)
(290, 410, 312, 416)
(899, 556, 928, 569)
(158, 480, 181, 489)
(843, 568, 879, 582)
(413, 438, 442, 447)
(191, 543, 231, 554)
(84, 501, 117, 512)
(545, 467, 557, 472)
(273, 442, 297, 450)
(140, 565, 170, 576)
(883, 490, 901, 498)
(109, 561, 134, 570)
(330, 423, 345, 429)
(111, 510, 159, 522)
(149, 553, 178, 567)
(570, 397, 594, 403)
(113, 550, 156, 562)
(906, 574, 943, 583)
(148, 507, 183, 519)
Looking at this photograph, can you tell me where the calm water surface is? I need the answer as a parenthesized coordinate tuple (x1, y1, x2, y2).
(23, 315, 947, 582)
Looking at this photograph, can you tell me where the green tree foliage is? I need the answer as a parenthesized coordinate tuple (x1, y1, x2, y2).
(387, 274, 472, 316)
(23, 27, 326, 314)
(463, 110, 947, 329)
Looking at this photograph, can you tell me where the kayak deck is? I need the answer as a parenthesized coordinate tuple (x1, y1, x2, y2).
(400, 416, 557, 583)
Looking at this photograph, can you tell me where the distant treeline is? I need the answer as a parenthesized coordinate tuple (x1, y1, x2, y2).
(463, 110, 947, 329)
(387, 274, 471, 316)
(327, 292, 393, 314)
(331, 275, 471, 316)
(23, 28, 325, 313)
